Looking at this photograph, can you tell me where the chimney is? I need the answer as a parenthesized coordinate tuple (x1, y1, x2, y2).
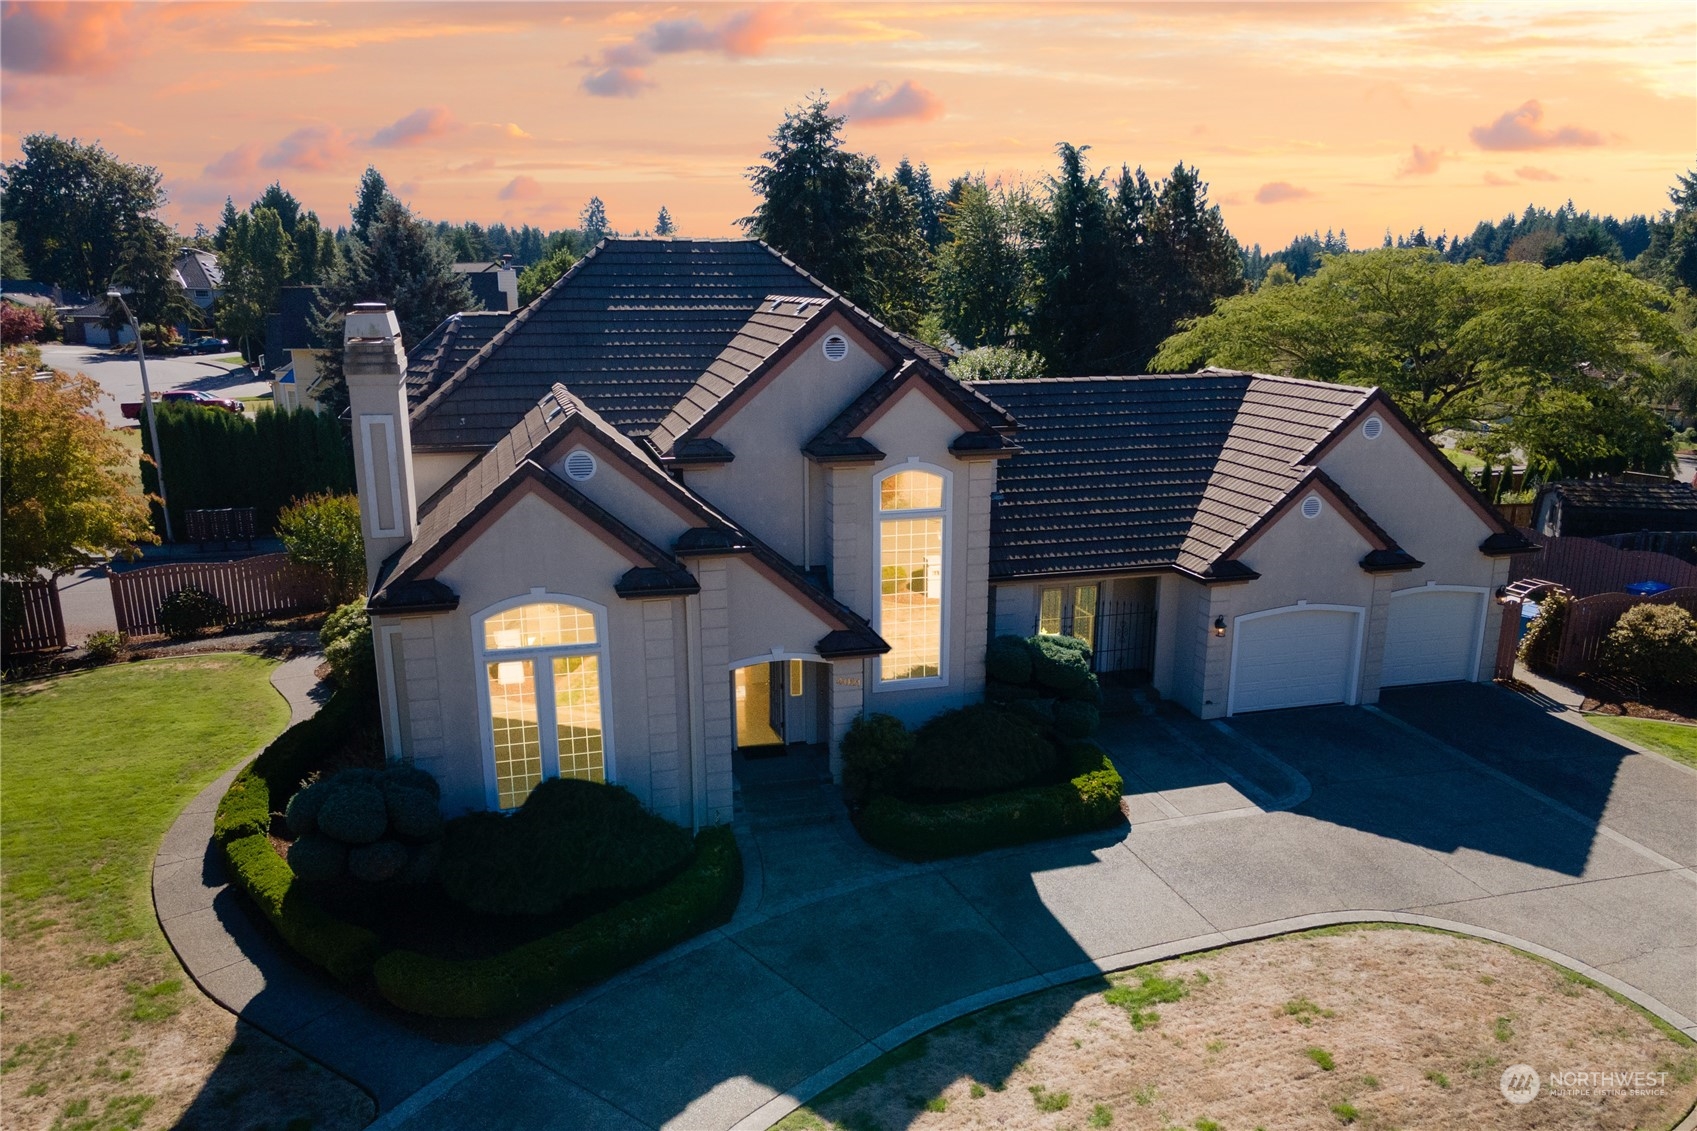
(344, 302, 419, 591)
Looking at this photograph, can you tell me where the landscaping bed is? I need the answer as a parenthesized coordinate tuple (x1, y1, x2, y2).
(777, 924, 1697, 1131)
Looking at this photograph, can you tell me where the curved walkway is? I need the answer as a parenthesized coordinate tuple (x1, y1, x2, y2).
(159, 676, 1697, 1130)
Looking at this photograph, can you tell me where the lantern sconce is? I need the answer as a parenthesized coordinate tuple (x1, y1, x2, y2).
(1213, 616, 1228, 638)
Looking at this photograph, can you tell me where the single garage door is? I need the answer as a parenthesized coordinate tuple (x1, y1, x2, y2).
(1380, 587, 1484, 687)
(1230, 607, 1360, 714)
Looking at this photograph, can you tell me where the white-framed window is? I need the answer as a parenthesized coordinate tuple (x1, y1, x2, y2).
(875, 464, 949, 685)
(1038, 584, 1099, 652)
(474, 595, 611, 810)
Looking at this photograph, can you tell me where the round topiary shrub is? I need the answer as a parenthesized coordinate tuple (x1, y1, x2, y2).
(315, 779, 389, 845)
(1054, 699, 1101, 740)
(1601, 603, 1697, 689)
(347, 839, 409, 884)
(1028, 634, 1092, 694)
(158, 586, 229, 639)
(285, 777, 334, 837)
(382, 763, 441, 799)
(840, 712, 915, 804)
(985, 635, 1035, 684)
(1061, 675, 1103, 705)
(908, 703, 1058, 794)
(287, 831, 347, 882)
(384, 784, 444, 841)
(395, 840, 443, 887)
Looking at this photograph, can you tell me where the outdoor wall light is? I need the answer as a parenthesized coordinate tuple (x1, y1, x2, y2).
(1213, 616, 1228, 637)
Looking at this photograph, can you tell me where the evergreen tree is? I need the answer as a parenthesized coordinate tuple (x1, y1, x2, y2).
(861, 178, 930, 333)
(1142, 162, 1243, 356)
(579, 197, 611, 244)
(654, 206, 676, 236)
(214, 198, 241, 252)
(1026, 144, 1116, 374)
(216, 206, 295, 359)
(893, 158, 944, 247)
(1, 221, 29, 279)
(931, 176, 1030, 348)
(104, 219, 196, 339)
(349, 166, 394, 244)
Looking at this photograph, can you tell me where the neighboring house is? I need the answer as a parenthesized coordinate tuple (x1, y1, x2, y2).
(173, 247, 223, 316)
(61, 298, 134, 347)
(1533, 476, 1697, 538)
(345, 237, 1532, 829)
(451, 259, 519, 313)
(265, 286, 331, 411)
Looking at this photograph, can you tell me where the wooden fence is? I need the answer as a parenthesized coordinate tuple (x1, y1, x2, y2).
(2, 579, 66, 654)
(109, 553, 329, 637)
(1508, 531, 1697, 598)
(1496, 502, 1534, 529)
(1550, 586, 1697, 678)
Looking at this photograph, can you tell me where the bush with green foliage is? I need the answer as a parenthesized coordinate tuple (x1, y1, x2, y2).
(907, 703, 1057, 794)
(860, 742, 1125, 860)
(984, 633, 1102, 739)
(1601, 603, 1697, 689)
(157, 585, 229, 638)
(1518, 590, 1571, 675)
(82, 629, 125, 664)
(284, 763, 443, 886)
(840, 712, 916, 804)
(319, 600, 374, 692)
(372, 826, 742, 1019)
(277, 492, 364, 604)
(438, 777, 694, 917)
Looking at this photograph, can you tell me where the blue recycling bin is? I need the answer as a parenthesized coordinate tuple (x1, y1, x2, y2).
(1624, 580, 1672, 597)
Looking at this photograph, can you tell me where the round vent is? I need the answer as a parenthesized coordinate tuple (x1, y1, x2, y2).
(563, 450, 597, 482)
(1362, 415, 1385, 440)
(821, 333, 849, 362)
(1300, 495, 1323, 520)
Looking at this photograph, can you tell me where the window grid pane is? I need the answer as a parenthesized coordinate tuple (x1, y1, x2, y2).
(1038, 588, 1064, 636)
(483, 602, 597, 651)
(552, 655, 605, 782)
(879, 470, 944, 512)
(1072, 585, 1099, 651)
(880, 515, 942, 680)
(488, 659, 542, 809)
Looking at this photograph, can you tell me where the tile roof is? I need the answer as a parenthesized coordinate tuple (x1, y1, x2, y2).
(1537, 476, 1697, 537)
(407, 238, 831, 450)
(968, 372, 1375, 580)
(404, 311, 515, 407)
(173, 248, 221, 292)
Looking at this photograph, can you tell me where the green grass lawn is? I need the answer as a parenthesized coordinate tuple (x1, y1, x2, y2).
(1, 654, 290, 945)
(1587, 716, 1697, 770)
(1442, 447, 1486, 472)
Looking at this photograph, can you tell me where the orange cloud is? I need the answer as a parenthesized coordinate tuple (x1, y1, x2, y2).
(1516, 165, 1559, 182)
(1396, 144, 1444, 177)
(1469, 100, 1603, 151)
(0, 1, 130, 76)
(1483, 171, 1517, 186)
(581, 6, 795, 97)
(498, 175, 543, 201)
(368, 106, 457, 148)
(204, 144, 261, 179)
(836, 80, 944, 125)
(1255, 181, 1314, 204)
(261, 125, 352, 172)
(503, 123, 532, 140)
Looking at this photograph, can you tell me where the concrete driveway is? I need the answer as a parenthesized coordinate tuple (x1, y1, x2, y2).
(303, 683, 1697, 1131)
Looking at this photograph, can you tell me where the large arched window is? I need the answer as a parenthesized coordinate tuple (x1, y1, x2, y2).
(476, 598, 608, 809)
(876, 466, 948, 685)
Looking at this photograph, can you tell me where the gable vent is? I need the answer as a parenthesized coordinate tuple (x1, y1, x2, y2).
(1300, 495, 1323, 520)
(562, 450, 597, 482)
(821, 333, 849, 362)
(1362, 415, 1384, 440)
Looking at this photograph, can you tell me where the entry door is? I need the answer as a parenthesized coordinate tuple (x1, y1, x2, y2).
(734, 663, 784, 748)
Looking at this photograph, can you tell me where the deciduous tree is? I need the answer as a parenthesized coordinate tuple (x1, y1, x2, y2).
(0, 135, 165, 295)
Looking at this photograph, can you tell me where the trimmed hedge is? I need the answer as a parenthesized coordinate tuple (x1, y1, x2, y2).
(372, 826, 743, 1019)
(859, 742, 1125, 861)
(213, 687, 375, 844)
(222, 833, 380, 983)
(908, 703, 1056, 793)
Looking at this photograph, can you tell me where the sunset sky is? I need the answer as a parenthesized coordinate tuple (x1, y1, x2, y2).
(2, 1, 1692, 252)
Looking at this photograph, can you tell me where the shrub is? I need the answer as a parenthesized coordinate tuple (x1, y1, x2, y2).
(315, 778, 388, 845)
(907, 703, 1057, 794)
(438, 778, 694, 917)
(1054, 700, 1101, 740)
(841, 712, 915, 804)
(319, 601, 374, 692)
(286, 831, 347, 882)
(372, 827, 742, 1019)
(83, 630, 125, 664)
(0, 301, 45, 345)
(860, 742, 1125, 860)
(347, 839, 409, 884)
(1518, 590, 1570, 674)
(384, 784, 444, 841)
(277, 493, 364, 605)
(1029, 634, 1092, 693)
(157, 585, 229, 638)
(284, 777, 334, 837)
(222, 834, 379, 984)
(1601, 604, 1697, 689)
(985, 634, 1035, 684)
(284, 763, 443, 881)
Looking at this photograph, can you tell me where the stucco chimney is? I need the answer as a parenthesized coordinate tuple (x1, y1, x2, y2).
(344, 302, 419, 592)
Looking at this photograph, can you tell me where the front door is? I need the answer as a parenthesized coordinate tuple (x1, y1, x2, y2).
(734, 662, 784, 749)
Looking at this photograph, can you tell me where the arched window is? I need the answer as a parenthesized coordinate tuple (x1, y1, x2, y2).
(476, 598, 608, 809)
(876, 466, 948, 684)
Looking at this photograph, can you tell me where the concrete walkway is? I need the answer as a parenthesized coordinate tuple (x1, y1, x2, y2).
(161, 677, 1697, 1129)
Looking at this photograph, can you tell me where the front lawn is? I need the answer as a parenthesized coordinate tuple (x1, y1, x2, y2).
(1587, 716, 1697, 770)
(0, 655, 372, 1130)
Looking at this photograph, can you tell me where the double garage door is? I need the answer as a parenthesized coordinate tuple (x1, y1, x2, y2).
(1228, 589, 1484, 715)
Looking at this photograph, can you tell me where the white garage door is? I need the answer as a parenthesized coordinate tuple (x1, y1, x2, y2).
(1230, 607, 1361, 714)
(1380, 588, 1483, 687)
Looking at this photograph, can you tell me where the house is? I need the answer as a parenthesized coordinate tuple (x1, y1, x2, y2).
(61, 298, 133, 347)
(450, 259, 520, 313)
(173, 247, 223, 316)
(265, 286, 332, 411)
(1532, 476, 1697, 539)
(347, 238, 1532, 829)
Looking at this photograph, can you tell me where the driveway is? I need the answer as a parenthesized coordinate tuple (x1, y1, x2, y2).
(38, 343, 271, 427)
(247, 683, 1695, 1131)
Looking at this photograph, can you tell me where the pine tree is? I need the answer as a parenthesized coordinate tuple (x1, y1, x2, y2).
(104, 219, 196, 340)
(894, 158, 944, 248)
(931, 176, 1029, 348)
(349, 166, 394, 244)
(654, 206, 676, 236)
(579, 197, 611, 244)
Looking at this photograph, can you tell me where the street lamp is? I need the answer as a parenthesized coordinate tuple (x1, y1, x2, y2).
(106, 288, 173, 543)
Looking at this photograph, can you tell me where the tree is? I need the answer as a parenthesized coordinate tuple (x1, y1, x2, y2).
(1153, 249, 1683, 434)
(859, 177, 930, 333)
(579, 197, 611, 244)
(931, 176, 1030, 348)
(0, 349, 156, 581)
(350, 166, 395, 244)
(1504, 382, 1672, 480)
(1, 220, 29, 279)
(277, 492, 365, 604)
(311, 196, 478, 412)
(216, 206, 295, 359)
(1142, 163, 1243, 351)
(654, 206, 676, 236)
(517, 244, 579, 305)
(1638, 166, 1697, 293)
(893, 158, 944, 247)
(105, 218, 197, 337)
(947, 345, 1046, 381)
(1026, 144, 1116, 374)
(1, 135, 167, 295)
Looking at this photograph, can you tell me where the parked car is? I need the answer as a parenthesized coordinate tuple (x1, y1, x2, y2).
(182, 336, 231, 354)
(120, 389, 244, 418)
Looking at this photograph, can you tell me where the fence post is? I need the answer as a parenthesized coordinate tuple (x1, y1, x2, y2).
(1493, 598, 1522, 681)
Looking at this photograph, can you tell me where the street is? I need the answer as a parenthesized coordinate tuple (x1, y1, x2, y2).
(37, 343, 274, 428)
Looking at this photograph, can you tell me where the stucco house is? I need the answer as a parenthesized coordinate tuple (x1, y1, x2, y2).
(345, 238, 1532, 830)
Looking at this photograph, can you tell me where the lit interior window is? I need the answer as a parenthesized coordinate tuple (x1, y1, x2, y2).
(878, 469, 945, 683)
(482, 601, 605, 807)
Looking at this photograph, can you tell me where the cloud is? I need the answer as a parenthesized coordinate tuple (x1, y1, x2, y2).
(204, 144, 261, 179)
(582, 66, 654, 97)
(835, 80, 945, 125)
(580, 7, 793, 97)
(498, 175, 543, 201)
(1516, 165, 1559, 182)
(503, 123, 532, 140)
(448, 157, 497, 175)
(1484, 172, 1517, 186)
(367, 106, 456, 148)
(260, 125, 352, 172)
(1468, 100, 1603, 151)
(0, 1, 130, 76)
(1396, 144, 1444, 177)
(1255, 181, 1314, 204)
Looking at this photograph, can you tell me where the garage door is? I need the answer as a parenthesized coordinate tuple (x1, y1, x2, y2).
(1380, 588, 1483, 687)
(1230, 607, 1360, 714)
